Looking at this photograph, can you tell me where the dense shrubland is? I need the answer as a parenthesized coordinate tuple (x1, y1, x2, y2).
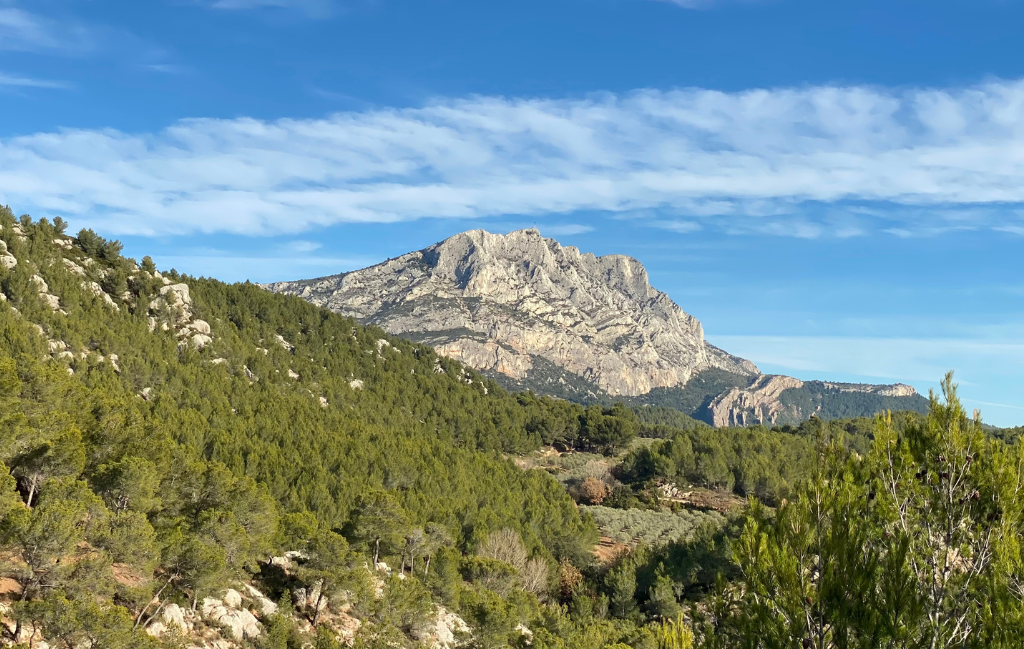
(1, 210, 1022, 648)
(0, 211, 665, 648)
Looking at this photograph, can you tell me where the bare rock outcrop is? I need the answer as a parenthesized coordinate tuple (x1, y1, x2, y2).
(148, 283, 213, 349)
(822, 381, 918, 397)
(201, 592, 261, 641)
(0, 239, 16, 270)
(708, 375, 806, 427)
(265, 229, 757, 397)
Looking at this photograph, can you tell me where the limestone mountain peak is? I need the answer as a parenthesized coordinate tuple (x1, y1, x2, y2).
(265, 228, 757, 397)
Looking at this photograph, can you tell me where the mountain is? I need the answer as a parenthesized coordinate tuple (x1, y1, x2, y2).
(265, 228, 928, 425)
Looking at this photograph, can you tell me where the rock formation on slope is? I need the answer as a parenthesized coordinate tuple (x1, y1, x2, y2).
(704, 376, 919, 427)
(264, 228, 926, 425)
(264, 228, 758, 397)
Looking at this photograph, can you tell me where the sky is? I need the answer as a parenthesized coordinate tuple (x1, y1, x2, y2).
(1, 0, 1023, 425)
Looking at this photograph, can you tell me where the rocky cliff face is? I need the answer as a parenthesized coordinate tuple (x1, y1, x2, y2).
(265, 228, 927, 424)
(705, 376, 922, 427)
(264, 228, 758, 397)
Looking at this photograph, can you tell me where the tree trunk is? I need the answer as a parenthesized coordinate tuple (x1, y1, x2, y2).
(134, 572, 178, 631)
(425, 555, 431, 575)
(410, 554, 415, 574)
(143, 601, 167, 633)
(25, 475, 38, 508)
(312, 580, 325, 627)
(373, 538, 381, 565)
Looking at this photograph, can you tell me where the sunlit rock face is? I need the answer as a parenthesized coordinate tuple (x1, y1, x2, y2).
(265, 228, 758, 397)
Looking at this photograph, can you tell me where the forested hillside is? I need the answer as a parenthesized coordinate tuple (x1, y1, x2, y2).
(0, 211, 647, 647)
(2, 209, 1023, 649)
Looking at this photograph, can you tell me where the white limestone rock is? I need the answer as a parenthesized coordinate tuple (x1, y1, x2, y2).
(0, 240, 15, 269)
(412, 606, 470, 649)
(243, 584, 278, 617)
(63, 258, 86, 276)
(83, 281, 120, 310)
(31, 275, 61, 310)
(201, 596, 261, 640)
(222, 588, 243, 609)
(264, 228, 758, 397)
(146, 603, 193, 637)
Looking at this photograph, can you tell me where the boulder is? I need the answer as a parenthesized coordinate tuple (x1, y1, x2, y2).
(201, 597, 261, 640)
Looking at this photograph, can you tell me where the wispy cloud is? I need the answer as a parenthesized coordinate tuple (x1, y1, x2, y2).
(205, 0, 334, 16)
(0, 72, 70, 89)
(0, 6, 93, 54)
(651, 219, 701, 233)
(152, 254, 373, 283)
(285, 240, 323, 252)
(9, 79, 1024, 236)
(141, 63, 189, 75)
(542, 224, 594, 236)
(652, 0, 759, 9)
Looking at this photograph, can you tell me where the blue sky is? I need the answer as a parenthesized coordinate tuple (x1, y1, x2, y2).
(2, 0, 1023, 425)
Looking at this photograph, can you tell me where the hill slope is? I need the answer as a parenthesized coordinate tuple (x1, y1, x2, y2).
(0, 211, 624, 647)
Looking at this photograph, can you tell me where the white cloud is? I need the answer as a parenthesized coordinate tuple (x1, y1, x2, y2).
(9, 79, 1024, 236)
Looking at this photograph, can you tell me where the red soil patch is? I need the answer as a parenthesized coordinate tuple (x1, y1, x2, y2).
(111, 563, 148, 588)
(592, 536, 628, 565)
(0, 577, 22, 596)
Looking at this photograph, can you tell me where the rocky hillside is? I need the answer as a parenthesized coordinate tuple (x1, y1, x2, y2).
(0, 212, 603, 648)
(266, 228, 928, 425)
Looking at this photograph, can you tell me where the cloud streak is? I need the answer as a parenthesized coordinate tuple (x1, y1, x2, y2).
(0, 6, 93, 54)
(0, 72, 70, 89)
(205, 0, 334, 16)
(6, 79, 1024, 235)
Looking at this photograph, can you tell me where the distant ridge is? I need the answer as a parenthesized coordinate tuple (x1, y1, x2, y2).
(265, 228, 928, 425)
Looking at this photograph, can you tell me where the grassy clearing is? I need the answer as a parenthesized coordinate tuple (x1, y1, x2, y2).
(582, 505, 726, 546)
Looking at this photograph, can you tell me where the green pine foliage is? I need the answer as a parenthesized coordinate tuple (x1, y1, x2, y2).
(4, 208, 1023, 649)
(695, 374, 1024, 648)
(0, 210, 613, 645)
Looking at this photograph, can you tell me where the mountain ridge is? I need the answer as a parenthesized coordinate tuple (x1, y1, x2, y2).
(264, 228, 927, 425)
(266, 228, 759, 398)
